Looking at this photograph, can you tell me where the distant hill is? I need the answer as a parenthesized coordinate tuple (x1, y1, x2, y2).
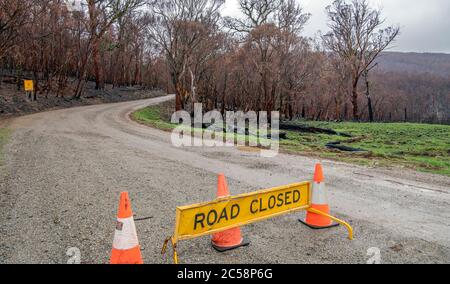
(375, 52, 450, 77)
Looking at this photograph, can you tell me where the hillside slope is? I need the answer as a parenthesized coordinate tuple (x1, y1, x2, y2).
(376, 52, 450, 77)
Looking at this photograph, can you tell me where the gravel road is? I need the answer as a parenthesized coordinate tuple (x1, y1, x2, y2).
(1, 95, 449, 264)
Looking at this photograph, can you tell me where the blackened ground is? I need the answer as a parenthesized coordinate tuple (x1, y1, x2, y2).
(0, 81, 164, 118)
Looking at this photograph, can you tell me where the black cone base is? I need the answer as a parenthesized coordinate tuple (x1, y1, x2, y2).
(212, 238, 250, 253)
(299, 219, 340, 230)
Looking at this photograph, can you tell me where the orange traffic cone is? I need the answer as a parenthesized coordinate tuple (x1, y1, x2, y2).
(211, 174, 250, 252)
(110, 192, 143, 264)
(300, 164, 339, 229)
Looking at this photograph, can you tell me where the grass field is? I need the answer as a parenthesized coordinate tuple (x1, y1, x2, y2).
(131, 102, 177, 132)
(132, 104, 450, 176)
(0, 128, 10, 165)
(281, 121, 450, 176)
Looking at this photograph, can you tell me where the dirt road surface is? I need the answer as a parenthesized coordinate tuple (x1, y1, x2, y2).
(1, 95, 449, 264)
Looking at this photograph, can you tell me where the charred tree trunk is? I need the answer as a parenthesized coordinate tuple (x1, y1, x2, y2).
(351, 78, 360, 121)
(16, 67, 22, 91)
(92, 38, 104, 90)
(364, 71, 374, 122)
(175, 92, 183, 112)
(335, 96, 342, 121)
(88, 0, 104, 90)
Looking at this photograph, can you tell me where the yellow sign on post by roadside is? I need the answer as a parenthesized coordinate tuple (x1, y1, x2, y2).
(24, 80, 34, 92)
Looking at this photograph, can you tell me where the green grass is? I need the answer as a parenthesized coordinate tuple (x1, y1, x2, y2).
(132, 105, 272, 146)
(132, 103, 450, 176)
(0, 128, 10, 166)
(131, 106, 177, 132)
(281, 121, 450, 176)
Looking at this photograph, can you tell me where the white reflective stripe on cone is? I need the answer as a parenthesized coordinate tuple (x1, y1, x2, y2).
(311, 182, 328, 205)
(113, 217, 139, 250)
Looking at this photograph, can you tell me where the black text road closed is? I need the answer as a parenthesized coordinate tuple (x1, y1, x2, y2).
(173, 182, 311, 241)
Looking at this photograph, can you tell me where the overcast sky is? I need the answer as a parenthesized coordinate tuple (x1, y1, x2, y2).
(222, 0, 450, 54)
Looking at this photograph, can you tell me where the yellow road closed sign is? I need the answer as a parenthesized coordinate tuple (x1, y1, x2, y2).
(163, 179, 354, 264)
(24, 80, 34, 92)
(173, 182, 311, 242)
